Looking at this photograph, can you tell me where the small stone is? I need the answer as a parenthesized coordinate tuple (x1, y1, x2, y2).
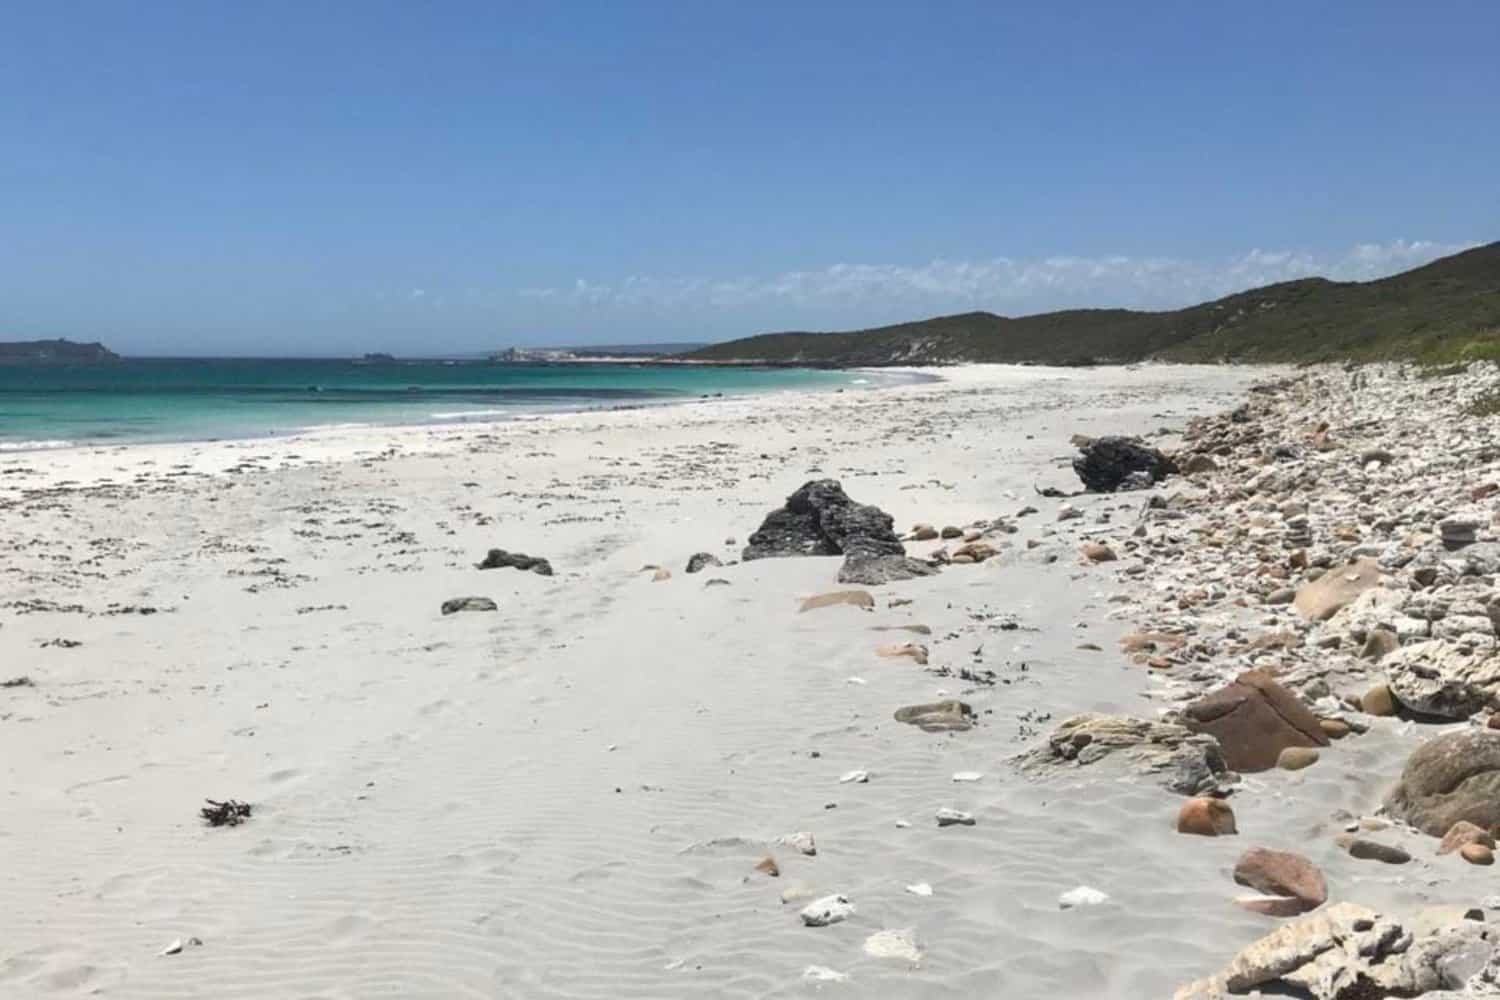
(800, 894, 855, 927)
(651, 567, 672, 582)
(1360, 628, 1399, 662)
(1361, 684, 1397, 716)
(685, 552, 722, 574)
(776, 831, 817, 856)
(940, 526, 963, 539)
(1177, 797, 1237, 837)
(1335, 835, 1411, 865)
(755, 856, 780, 877)
(1463, 843, 1496, 865)
(935, 807, 975, 827)
(1439, 821, 1496, 856)
(1081, 541, 1117, 562)
(839, 769, 869, 784)
(1057, 503, 1082, 522)
(440, 596, 497, 615)
(905, 882, 933, 897)
(910, 524, 939, 541)
(1319, 719, 1351, 740)
(801, 966, 848, 983)
(780, 882, 815, 904)
(1277, 747, 1320, 770)
(951, 771, 983, 783)
(894, 700, 975, 733)
(1058, 886, 1109, 909)
(876, 642, 929, 665)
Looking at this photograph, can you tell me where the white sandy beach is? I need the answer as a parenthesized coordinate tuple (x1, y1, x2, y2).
(4, 363, 1490, 999)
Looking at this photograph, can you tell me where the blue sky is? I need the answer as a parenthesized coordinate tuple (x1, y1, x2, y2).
(1, 1, 1495, 355)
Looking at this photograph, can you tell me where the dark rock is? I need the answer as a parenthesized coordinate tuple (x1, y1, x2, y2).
(476, 549, 553, 576)
(1180, 669, 1329, 772)
(1335, 835, 1411, 864)
(836, 553, 939, 585)
(1071, 436, 1178, 493)
(1386, 728, 1500, 837)
(685, 552, 722, 574)
(742, 479, 904, 561)
(441, 596, 498, 615)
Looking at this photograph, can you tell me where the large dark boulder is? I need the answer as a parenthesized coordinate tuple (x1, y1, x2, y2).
(743, 480, 904, 561)
(1072, 436, 1178, 492)
(1180, 669, 1329, 772)
(1386, 728, 1500, 837)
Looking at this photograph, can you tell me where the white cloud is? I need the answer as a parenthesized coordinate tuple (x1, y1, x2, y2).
(510, 239, 1478, 317)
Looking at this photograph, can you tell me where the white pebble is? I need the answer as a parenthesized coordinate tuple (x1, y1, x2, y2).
(951, 771, 983, 782)
(905, 882, 933, 897)
(802, 965, 849, 982)
(1058, 886, 1110, 909)
(839, 769, 870, 784)
(863, 928, 923, 962)
(801, 894, 855, 927)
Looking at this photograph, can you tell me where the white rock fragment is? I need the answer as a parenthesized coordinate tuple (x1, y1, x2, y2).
(845, 676, 867, 685)
(951, 770, 983, 782)
(839, 769, 870, 784)
(1059, 886, 1110, 909)
(935, 807, 975, 827)
(802, 965, 849, 982)
(800, 894, 855, 927)
(863, 928, 923, 963)
(894, 819, 911, 829)
(158, 939, 184, 957)
(905, 882, 933, 897)
(777, 831, 817, 855)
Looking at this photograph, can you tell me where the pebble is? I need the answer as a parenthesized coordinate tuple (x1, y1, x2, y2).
(951, 771, 983, 782)
(839, 769, 870, 784)
(905, 882, 933, 897)
(800, 894, 855, 927)
(1462, 843, 1496, 866)
(1277, 747, 1320, 771)
(777, 831, 817, 856)
(1058, 886, 1110, 909)
(935, 807, 976, 827)
(802, 966, 849, 982)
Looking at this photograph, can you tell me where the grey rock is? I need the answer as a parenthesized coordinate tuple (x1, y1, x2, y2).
(837, 553, 939, 585)
(1386, 728, 1500, 836)
(1385, 639, 1500, 718)
(441, 596, 498, 615)
(685, 552, 722, 574)
(476, 549, 553, 576)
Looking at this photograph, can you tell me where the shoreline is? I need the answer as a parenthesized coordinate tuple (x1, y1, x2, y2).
(12, 361, 1496, 996)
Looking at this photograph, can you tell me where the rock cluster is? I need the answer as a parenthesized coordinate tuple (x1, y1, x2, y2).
(476, 548, 553, 575)
(742, 479, 904, 561)
(1072, 435, 1178, 492)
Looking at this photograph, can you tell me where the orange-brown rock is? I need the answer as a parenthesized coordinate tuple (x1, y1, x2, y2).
(755, 855, 780, 877)
(1438, 820, 1496, 856)
(1463, 843, 1496, 865)
(1177, 798, 1237, 837)
(1081, 541, 1117, 563)
(1360, 684, 1397, 717)
(1181, 669, 1330, 772)
(799, 590, 875, 613)
(1232, 848, 1327, 914)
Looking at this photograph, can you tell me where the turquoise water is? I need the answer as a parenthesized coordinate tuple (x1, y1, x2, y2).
(0, 359, 879, 449)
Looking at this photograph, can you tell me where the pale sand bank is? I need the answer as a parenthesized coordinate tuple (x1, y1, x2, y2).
(0, 363, 1367, 998)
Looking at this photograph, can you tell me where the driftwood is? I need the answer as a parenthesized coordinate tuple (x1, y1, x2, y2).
(200, 799, 253, 827)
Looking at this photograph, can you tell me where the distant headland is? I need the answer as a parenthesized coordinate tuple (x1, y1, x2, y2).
(0, 339, 121, 366)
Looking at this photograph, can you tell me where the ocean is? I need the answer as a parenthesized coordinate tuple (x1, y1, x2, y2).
(0, 358, 888, 450)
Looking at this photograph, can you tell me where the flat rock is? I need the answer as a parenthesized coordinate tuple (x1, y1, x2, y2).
(1058, 886, 1110, 909)
(799, 590, 875, 613)
(1292, 557, 1381, 621)
(863, 928, 922, 962)
(441, 596, 497, 615)
(1180, 669, 1329, 772)
(1015, 712, 1232, 796)
(895, 700, 975, 733)
(837, 553, 939, 585)
(934, 807, 975, 827)
(1232, 848, 1326, 913)
(1335, 835, 1411, 864)
(1386, 728, 1500, 836)
(1385, 639, 1500, 718)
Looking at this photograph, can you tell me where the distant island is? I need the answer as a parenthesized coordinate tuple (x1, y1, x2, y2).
(683, 241, 1500, 367)
(0, 339, 121, 366)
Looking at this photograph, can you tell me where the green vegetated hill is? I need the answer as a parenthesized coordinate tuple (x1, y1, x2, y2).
(683, 242, 1500, 366)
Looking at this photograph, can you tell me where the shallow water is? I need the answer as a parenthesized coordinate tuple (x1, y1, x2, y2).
(0, 358, 886, 448)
